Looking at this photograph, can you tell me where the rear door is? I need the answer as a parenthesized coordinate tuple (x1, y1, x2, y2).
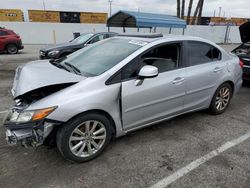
(120, 42, 187, 130)
(183, 41, 226, 111)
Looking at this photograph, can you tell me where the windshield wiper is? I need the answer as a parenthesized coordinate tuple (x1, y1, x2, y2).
(64, 62, 82, 75)
(49, 56, 67, 63)
(50, 61, 71, 72)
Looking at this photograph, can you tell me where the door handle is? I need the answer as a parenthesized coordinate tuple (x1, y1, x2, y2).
(172, 77, 185, 84)
(214, 67, 223, 72)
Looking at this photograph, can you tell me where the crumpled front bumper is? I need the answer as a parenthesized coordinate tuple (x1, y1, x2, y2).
(4, 120, 56, 147)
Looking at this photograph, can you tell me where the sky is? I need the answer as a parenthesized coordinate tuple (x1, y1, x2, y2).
(1, 0, 250, 19)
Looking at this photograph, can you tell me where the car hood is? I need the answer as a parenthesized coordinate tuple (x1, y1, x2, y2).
(239, 21, 250, 43)
(41, 42, 80, 52)
(12, 60, 85, 98)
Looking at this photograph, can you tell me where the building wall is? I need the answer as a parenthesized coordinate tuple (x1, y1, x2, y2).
(0, 22, 242, 44)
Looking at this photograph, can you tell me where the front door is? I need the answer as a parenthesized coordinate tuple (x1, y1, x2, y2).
(121, 42, 186, 130)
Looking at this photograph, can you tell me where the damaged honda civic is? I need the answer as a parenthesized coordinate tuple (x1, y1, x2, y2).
(4, 34, 243, 162)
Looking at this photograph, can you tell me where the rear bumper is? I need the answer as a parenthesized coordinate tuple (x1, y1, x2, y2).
(16, 41, 24, 50)
(19, 45, 24, 50)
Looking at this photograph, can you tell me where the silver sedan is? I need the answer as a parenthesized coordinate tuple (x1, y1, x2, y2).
(4, 34, 243, 162)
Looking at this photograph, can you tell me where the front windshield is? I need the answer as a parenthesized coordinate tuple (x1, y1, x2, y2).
(62, 38, 145, 76)
(71, 33, 94, 44)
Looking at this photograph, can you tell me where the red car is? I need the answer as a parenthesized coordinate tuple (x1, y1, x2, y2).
(0, 27, 23, 54)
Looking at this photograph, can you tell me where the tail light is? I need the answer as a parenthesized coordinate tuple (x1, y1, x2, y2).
(239, 59, 244, 68)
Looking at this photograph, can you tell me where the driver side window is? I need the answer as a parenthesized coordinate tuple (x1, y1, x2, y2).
(141, 43, 180, 73)
(106, 43, 181, 85)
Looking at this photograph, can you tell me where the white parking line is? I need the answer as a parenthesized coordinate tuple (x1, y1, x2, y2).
(150, 132, 250, 188)
(0, 111, 8, 114)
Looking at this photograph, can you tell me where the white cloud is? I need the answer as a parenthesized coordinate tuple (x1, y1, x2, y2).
(1, 0, 250, 18)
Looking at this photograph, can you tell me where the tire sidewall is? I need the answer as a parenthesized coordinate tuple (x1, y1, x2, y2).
(210, 83, 233, 115)
(6, 44, 18, 54)
(57, 113, 112, 163)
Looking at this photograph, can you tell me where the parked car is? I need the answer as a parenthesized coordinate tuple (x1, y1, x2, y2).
(232, 21, 250, 81)
(4, 34, 242, 162)
(0, 27, 23, 54)
(39, 32, 117, 59)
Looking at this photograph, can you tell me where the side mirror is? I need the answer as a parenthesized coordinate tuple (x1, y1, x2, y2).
(138, 65, 158, 79)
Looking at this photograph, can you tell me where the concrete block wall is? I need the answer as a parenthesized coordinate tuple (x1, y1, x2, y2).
(0, 22, 242, 44)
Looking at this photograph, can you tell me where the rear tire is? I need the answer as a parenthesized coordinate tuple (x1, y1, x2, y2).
(56, 113, 112, 163)
(6, 44, 18, 54)
(209, 83, 233, 115)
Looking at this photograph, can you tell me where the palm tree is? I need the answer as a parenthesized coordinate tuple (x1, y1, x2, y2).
(191, 0, 201, 25)
(187, 0, 193, 24)
(181, 0, 185, 19)
(177, 0, 181, 18)
(197, 0, 204, 25)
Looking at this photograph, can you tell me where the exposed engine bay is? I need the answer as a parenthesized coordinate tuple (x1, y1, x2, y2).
(233, 43, 250, 56)
(14, 83, 75, 106)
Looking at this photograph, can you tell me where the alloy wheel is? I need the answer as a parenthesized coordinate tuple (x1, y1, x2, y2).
(69, 120, 107, 158)
(215, 87, 230, 111)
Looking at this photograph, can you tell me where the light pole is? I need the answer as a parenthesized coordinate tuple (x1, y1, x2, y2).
(108, 0, 113, 17)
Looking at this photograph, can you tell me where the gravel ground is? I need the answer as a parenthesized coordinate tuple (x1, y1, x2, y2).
(0, 44, 249, 188)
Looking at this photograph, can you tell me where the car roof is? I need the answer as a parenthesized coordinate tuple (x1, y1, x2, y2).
(115, 34, 218, 46)
(80, 32, 117, 36)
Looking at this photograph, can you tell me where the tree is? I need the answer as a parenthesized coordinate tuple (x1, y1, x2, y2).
(177, 0, 181, 18)
(187, 0, 193, 24)
(181, 0, 185, 19)
(197, 0, 204, 25)
(191, 0, 201, 25)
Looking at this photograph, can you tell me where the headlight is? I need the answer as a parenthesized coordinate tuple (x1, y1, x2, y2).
(48, 50, 60, 57)
(39, 51, 46, 56)
(8, 107, 57, 123)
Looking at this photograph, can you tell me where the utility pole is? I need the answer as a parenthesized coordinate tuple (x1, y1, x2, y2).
(43, 0, 46, 11)
(219, 6, 222, 17)
(108, 0, 113, 17)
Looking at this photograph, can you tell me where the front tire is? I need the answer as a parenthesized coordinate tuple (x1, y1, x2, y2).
(209, 83, 233, 115)
(56, 113, 112, 163)
(6, 44, 18, 54)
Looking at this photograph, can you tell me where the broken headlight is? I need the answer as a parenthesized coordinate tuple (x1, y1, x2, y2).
(8, 107, 57, 123)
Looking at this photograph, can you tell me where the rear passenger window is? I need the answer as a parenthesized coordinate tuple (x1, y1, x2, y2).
(187, 41, 221, 66)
